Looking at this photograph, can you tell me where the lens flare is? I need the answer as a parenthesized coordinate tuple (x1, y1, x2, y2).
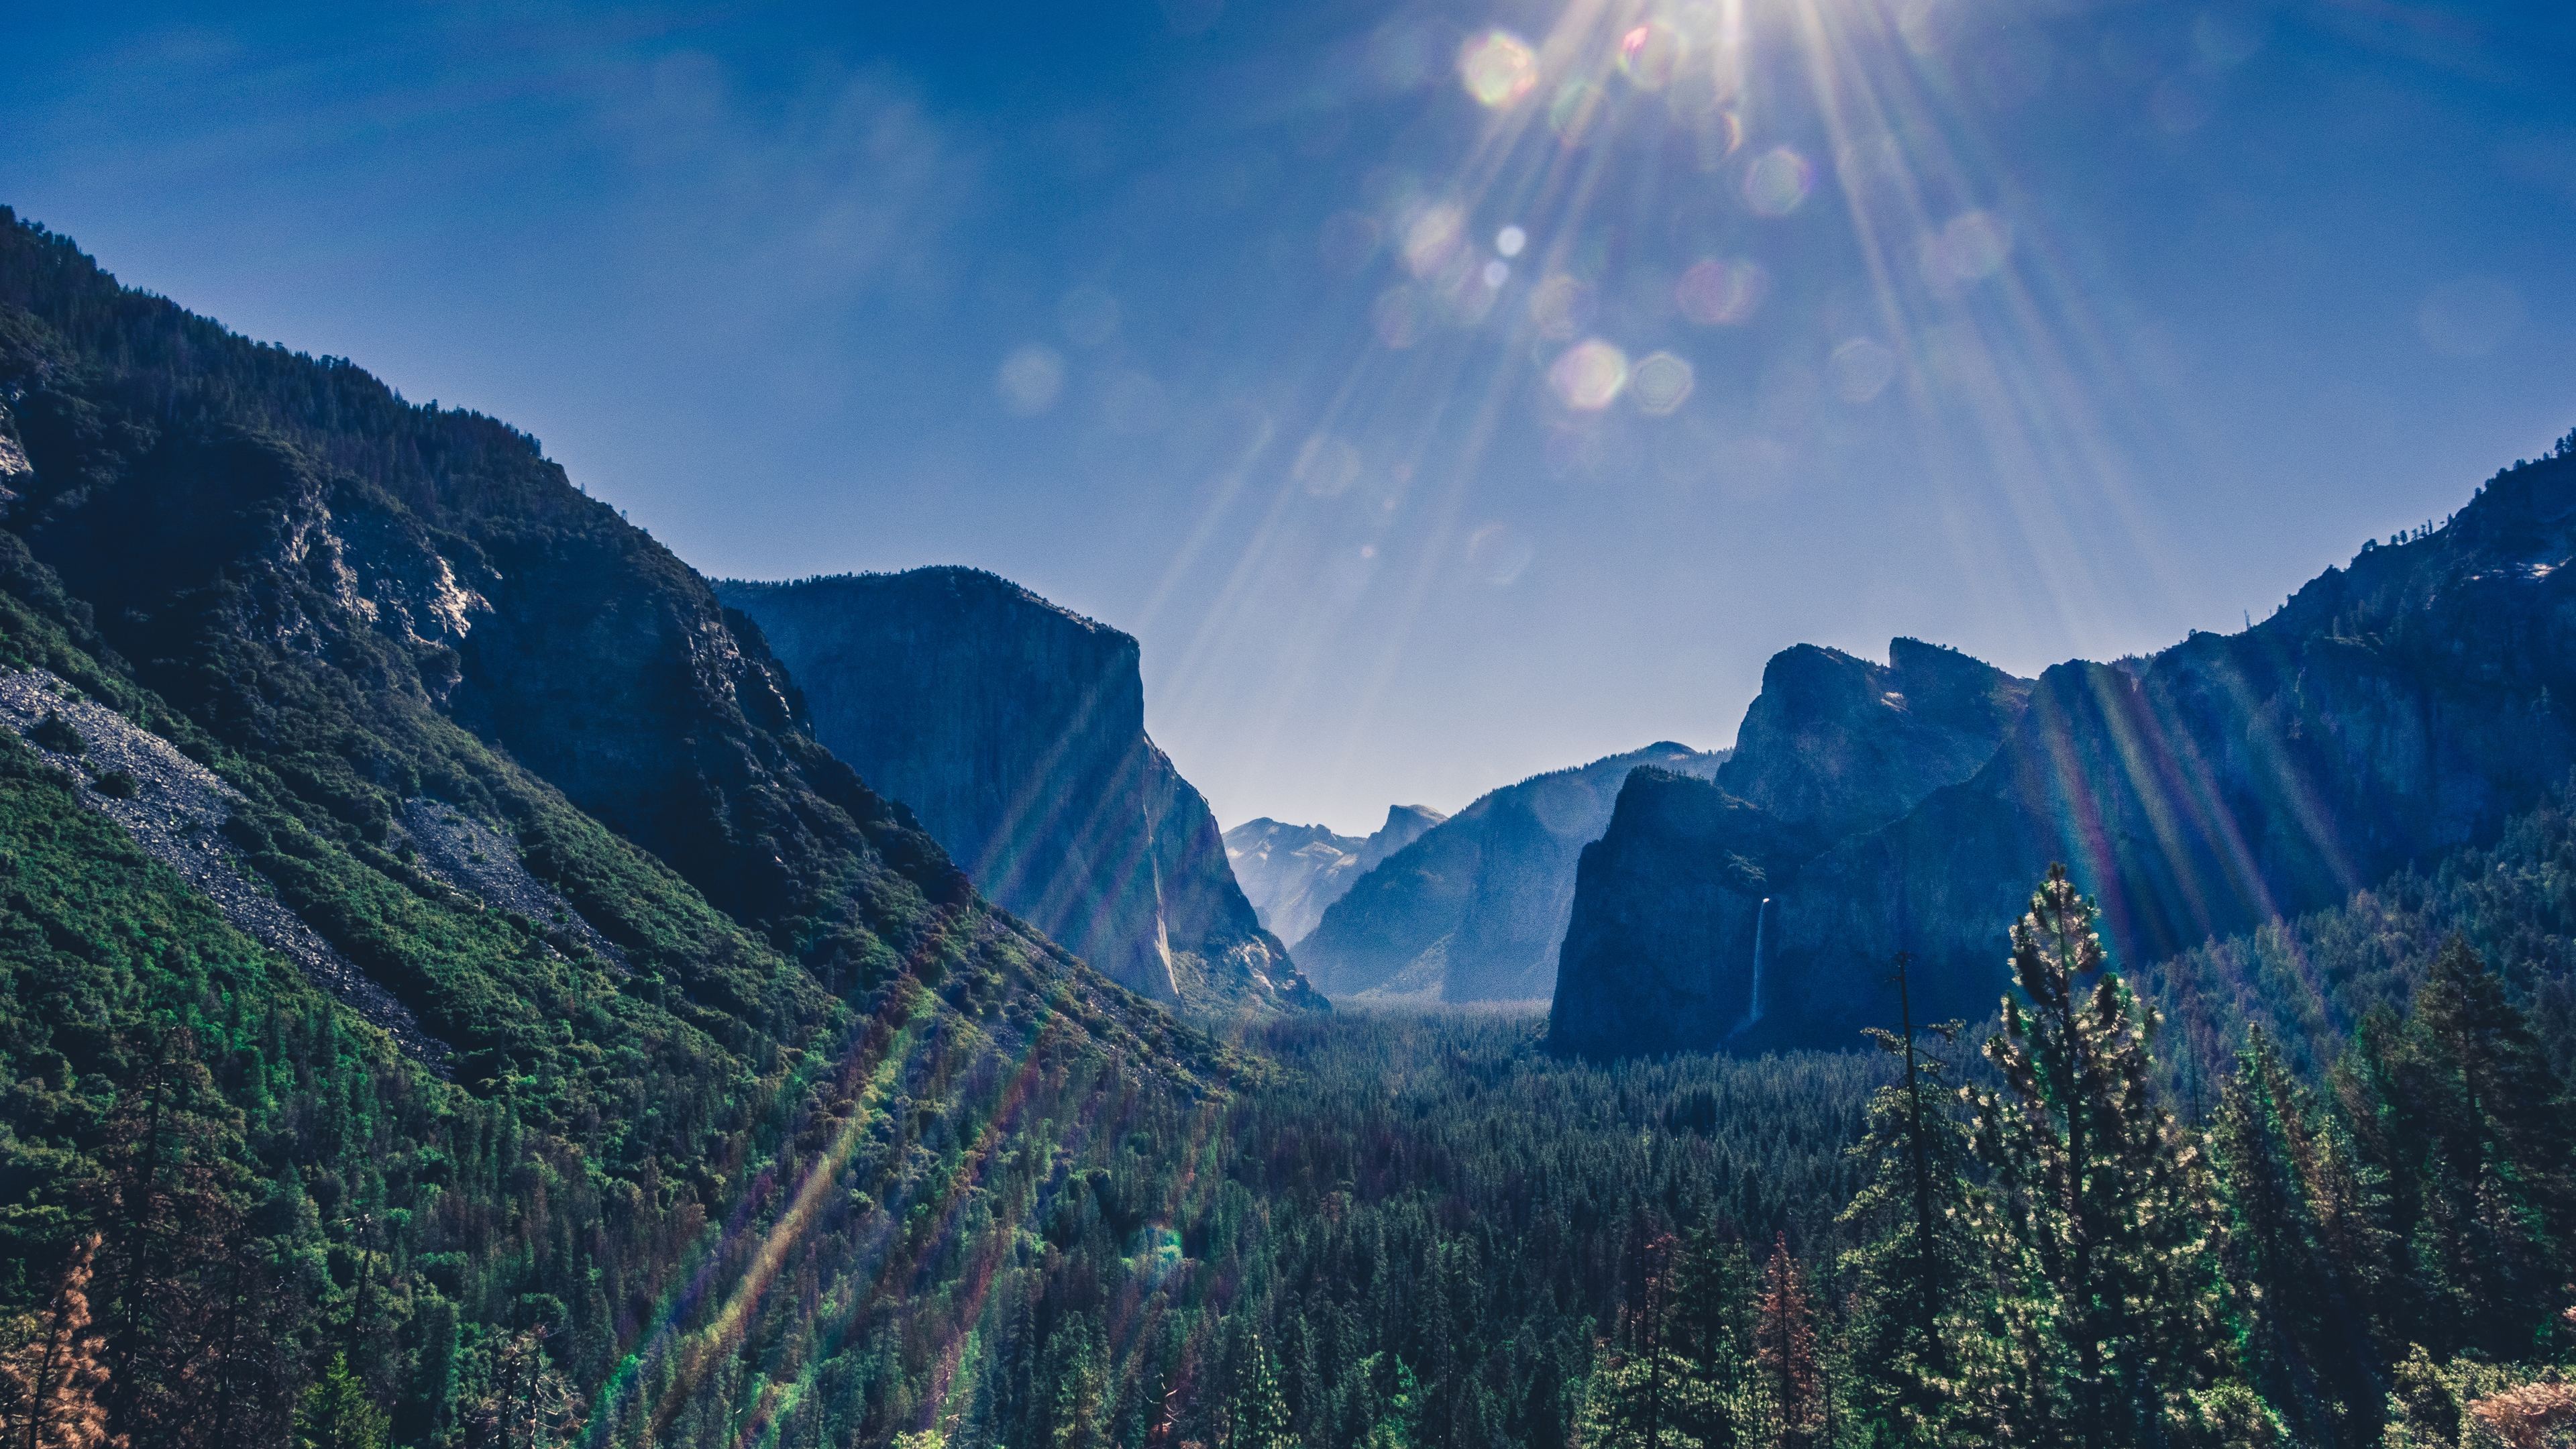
(1617, 23, 1688, 90)
(1294, 433, 1363, 496)
(1372, 286, 1425, 347)
(1829, 338, 1898, 402)
(1921, 210, 2013, 288)
(1674, 257, 1770, 325)
(1693, 109, 1745, 171)
(1548, 339, 1629, 410)
(1548, 80, 1607, 145)
(2418, 276, 2526, 358)
(1441, 257, 1503, 323)
(1465, 521, 1535, 584)
(1495, 225, 1527, 257)
(1741, 146, 1815, 216)
(1529, 274, 1597, 340)
(996, 345, 1065, 415)
(1458, 30, 1538, 109)
(1629, 352, 1695, 415)
(1401, 203, 1466, 277)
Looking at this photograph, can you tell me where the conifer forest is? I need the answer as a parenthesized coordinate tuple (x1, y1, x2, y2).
(7, 1, 2576, 1444)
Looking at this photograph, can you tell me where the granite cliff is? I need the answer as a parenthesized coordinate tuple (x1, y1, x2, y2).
(1224, 803, 1445, 947)
(1553, 440, 2576, 1056)
(1296, 742, 1725, 1003)
(1550, 641, 2029, 1055)
(719, 568, 1320, 1014)
(0, 209, 1216, 1444)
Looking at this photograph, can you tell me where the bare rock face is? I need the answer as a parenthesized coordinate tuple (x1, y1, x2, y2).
(1225, 804, 1446, 948)
(719, 568, 1320, 1015)
(1296, 743, 1726, 1004)
(1717, 638, 2034, 837)
(0, 668, 450, 1068)
(1546, 769, 1829, 1057)
(1555, 447, 2576, 1057)
(1550, 641, 2030, 1057)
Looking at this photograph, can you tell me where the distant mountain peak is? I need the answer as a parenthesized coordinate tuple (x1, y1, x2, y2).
(1294, 743, 1727, 1004)
(1224, 802, 1446, 949)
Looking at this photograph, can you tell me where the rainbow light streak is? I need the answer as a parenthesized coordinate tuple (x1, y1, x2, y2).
(570, 2, 2469, 1431)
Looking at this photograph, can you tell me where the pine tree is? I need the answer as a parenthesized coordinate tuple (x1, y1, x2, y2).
(1751, 1237, 1819, 1449)
(2337, 939, 2576, 1363)
(1231, 1333, 1298, 1449)
(1581, 1232, 1717, 1449)
(2209, 1027, 2390, 1442)
(1965, 865, 2249, 1448)
(2412, 937, 2576, 1352)
(292, 1355, 387, 1449)
(1048, 1318, 1109, 1449)
(1669, 1227, 1756, 1449)
(1356, 1356, 1420, 1449)
(87, 1028, 253, 1448)
(0, 1236, 121, 1449)
(1839, 954, 1977, 1444)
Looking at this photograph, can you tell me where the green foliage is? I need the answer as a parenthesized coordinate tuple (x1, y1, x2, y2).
(2145, 780, 2576, 1086)
(295, 1354, 389, 1449)
(1960, 867, 2248, 1446)
(26, 713, 78, 755)
(1837, 958, 1977, 1446)
(4, 207, 2576, 1449)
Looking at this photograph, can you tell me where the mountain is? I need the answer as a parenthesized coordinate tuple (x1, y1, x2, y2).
(1224, 802, 1446, 947)
(1553, 439, 2576, 1057)
(1295, 742, 1726, 1003)
(1715, 637, 2035, 838)
(716, 569, 1320, 1014)
(1550, 639, 2032, 1055)
(0, 208, 1219, 1445)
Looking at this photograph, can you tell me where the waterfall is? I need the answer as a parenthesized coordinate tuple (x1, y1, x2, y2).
(1733, 896, 1770, 1035)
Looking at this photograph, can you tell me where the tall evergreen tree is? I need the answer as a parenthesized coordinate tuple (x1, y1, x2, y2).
(0, 1236, 118, 1449)
(1965, 865, 2249, 1447)
(1232, 1332, 1299, 1449)
(2208, 1027, 2391, 1443)
(2412, 937, 2576, 1354)
(292, 1355, 387, 1449)
(1839, 955, 1977, 1445)
(1580, 1233, 1713, 1449)
(1668, 1228, 1757, 1449)
(1750, 1237, 1819, 1449)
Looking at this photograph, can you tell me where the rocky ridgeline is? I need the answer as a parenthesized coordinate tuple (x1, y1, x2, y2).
(1223, 803, 1445, 949)
(0, 668, 451, 1068)
(1553, 447, 2576, 1057)
(721, 568, 1320, 1016)
(1295, 743, 1728, 1004)
(1550, 640, 2031, 1056)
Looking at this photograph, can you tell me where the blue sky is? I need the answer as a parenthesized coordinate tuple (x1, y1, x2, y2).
(6, 0, 2573, 833)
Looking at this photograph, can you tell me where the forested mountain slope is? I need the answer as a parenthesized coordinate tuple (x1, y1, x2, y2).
(718, 568, 1318, 1015)
(9, 202, 2573, 1449)
(0, 207, 1220, 1448)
